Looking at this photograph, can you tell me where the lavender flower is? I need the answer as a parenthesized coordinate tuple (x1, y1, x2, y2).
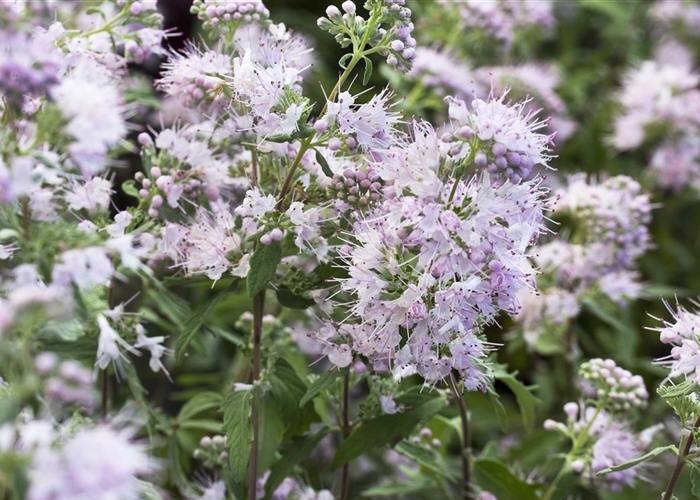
(331, 122, 547, 388)
(653, 299, 700, 385)
(27, 425, 155, 500)
(447, 91, 553, 184)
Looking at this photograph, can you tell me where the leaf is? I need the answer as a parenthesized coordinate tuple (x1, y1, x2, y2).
(246, 241, 282, 297)
(597, 445, 678, 475)
(277, 287, 315, 310)
(331, 394, 445, 469)
(177, 392, 223, 423)
(362, 56, 373, 85)
(257, 394, 285, 473)
(493, 367, 540, 432)
(486, 389, 509, 433)
(690, 464, 700, 498)
(122, 179, 140, 200)
(175, 284, 234, 363)
(473, 458, 539, 500)
(338, 53, 352, 70)
(270, 358, 318, 436)
(221, 389, 254, 482)
(361, 477, 433, 497)
(179, 419, 223, 433)
(314, 149, 334, 178)
(264, 428, 329, 499)
(580, 296, 634, 336)
(299, 367, 349, 407)
(395, 440, 456, 481)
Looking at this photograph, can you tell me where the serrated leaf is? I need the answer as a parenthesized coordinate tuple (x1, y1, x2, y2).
(221, 390, 253, 482)
(493, 367, 540, 432)
(362, 56, 373, 85)
(264, 428, 329, 499)
(690, 464, 700, 498)
(300, 367, 349, 407)
(277, 287, 315, 310)
(331, 394, 445, 469)
(177, 392, 223, 423)
(247, 241, 282, 297)
(315, 149, 334, 178)
(395, 440, 456, 481)
(473, 458, 539, 500)
(597, 445, 677, 475)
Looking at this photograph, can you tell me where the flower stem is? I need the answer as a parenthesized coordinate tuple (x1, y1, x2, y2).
(248, 290, 265, 500)
(542, 403, 604, 500)
(662, 414, 700, 500)
(449, 373, 471, 499)
(338, 373, 351, 500)
(276, 6, 381, 209)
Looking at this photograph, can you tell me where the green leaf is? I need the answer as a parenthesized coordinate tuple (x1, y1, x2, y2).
(486, 389, 509, 433)
(361, 477, 433, 497)
(277, 287, 315, 310)
(292, 125, 315, 140)
(299, 367, 349, 407)
(473, 458, 539, 500)
(177, 391, 223, 423)
(175, 284, 234, 363)
(179, 419, 223, 433)
(690, 464, 700, 498)
(270, 358, 318, 436)
(264, 133, 294, 143)
(247, 241, 282, 297)
(258, 394, 285, 473)
(338, 53, 352, 70)
(122, 179, 141, 200)
(221, 389, 253, 482)
(315, 149, 334, 178)
(493, 367, 540, 432)
(395, 440, 456, 481)
(597, 445, 677, 475)
(580, 296, 634, 336)
(331, 394, 445, 469)
(362, 56, 373, 85)
(264, 428, 329, 499)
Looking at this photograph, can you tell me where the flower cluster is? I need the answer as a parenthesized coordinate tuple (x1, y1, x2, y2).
(27, 424, 155, 500)
(191, 0, 270, 34)
(454, 0, 555, 46)
(653, 299, 700, 385)
(446, 91, 554, 184)
(319, 0, 416, 72)
(515, 174, 652, 350)
(322, 116, 547, 388)
(545, 402, 655, 492)
(579, 358, 649, 411)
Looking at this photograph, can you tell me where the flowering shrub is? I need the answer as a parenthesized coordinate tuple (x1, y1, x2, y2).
(4, 1, 700, 500)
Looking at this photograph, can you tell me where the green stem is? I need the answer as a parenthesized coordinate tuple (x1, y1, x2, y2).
(276, 7, 381, 209)
(79, 9, 128, 38)
(448, 373, 471, 499)
(338, 373, 351, 500)
(247, 291, 265, 500)
(542, 403, 603, 500)
(662, 414, 700, 500)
